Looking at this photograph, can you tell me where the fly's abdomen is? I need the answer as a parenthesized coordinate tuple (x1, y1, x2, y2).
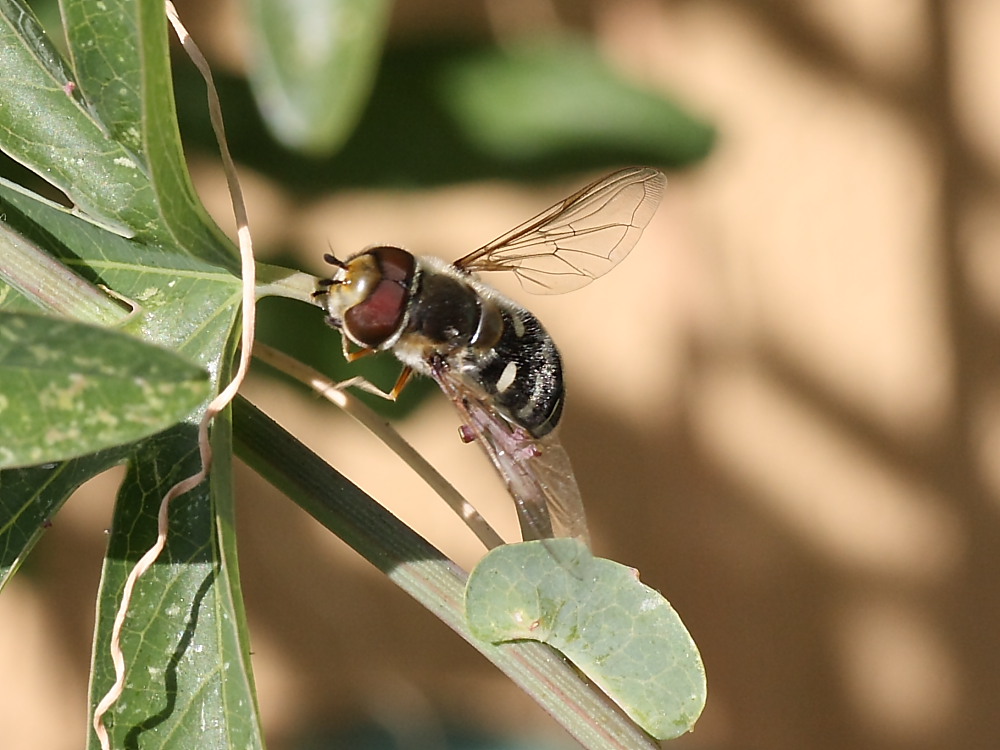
(469, 308, 564, 438)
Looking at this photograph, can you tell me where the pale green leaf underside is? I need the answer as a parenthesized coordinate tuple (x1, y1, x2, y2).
(465, 539, 707, 740)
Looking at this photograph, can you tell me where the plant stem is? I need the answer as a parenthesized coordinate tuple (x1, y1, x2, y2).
(0, 220, 129, 325)
(233, 396, 659, 750)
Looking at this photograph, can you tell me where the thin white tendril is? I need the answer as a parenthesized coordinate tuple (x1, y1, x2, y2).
(92, 4, 256, 748)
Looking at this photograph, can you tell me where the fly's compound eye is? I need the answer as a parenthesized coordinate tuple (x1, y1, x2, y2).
(340, 248, 416, 348)
(316, 248, 417, 349)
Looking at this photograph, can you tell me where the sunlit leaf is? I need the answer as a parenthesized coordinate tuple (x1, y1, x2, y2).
(0, 311, 210, 468)
(88, 422, 263, 750)
(0, 0, 159, 236)
(0, 0, 260, 746)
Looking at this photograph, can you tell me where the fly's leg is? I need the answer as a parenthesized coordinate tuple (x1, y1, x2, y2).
(308, 333, 416, 400)
(320, 376, 392, 400)
(319, 366, 414, 402)
(388, 367, 413, 399)
(341, 334, 368, 362)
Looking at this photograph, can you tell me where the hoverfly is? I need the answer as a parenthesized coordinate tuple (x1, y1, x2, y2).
(314, 167, 666, 549)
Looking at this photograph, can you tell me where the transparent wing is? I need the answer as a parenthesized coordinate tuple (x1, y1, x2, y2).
(429, 366, 591, 550)
(455, 167, 666, 295)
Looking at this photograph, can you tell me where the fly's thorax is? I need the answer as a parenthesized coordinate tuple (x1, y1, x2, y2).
(320, 245, 417, 349)
(402, 258, 566, 437)
(403, 257, 483, 350)
(391, 256, 516, 362)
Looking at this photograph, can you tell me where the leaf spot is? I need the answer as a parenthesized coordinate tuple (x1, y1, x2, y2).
(113, 156, 138, 170)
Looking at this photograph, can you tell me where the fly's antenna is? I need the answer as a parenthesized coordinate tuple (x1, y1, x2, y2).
(312, 277, 336, 298)
(314, 249, 347, 298)
(323, 251, 347, 269)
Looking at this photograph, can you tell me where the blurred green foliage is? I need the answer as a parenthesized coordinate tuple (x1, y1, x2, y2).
(175, 36, 714, 190)
(243, 0, 392, 154)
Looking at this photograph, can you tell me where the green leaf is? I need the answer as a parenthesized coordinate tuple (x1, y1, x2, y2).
(440, 38, 715, 164)
(234, 397, 662, 750)
(61, 0, 146, 155)
(465, 539, 707, 741)
(0, 0, 160, 236)
(0, 311, 210, 468)
(0, 0, 259, 746)
(0, 446, 128, 589)
(244, 0, 392, 154)
(130, 0, 237, 266)
(88, 421, 262, 750)
(0, 0, 235, 260)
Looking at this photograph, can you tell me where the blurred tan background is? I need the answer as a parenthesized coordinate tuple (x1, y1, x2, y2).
(3, 1, 1000, 748)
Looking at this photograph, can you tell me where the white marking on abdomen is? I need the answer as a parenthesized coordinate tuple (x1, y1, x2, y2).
(511, 314, 526, 338)
(496, 361, 518, 392)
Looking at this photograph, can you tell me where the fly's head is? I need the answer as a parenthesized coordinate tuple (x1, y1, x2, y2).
(315, 252, 378, 328)
(314, 246, 416, 349)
